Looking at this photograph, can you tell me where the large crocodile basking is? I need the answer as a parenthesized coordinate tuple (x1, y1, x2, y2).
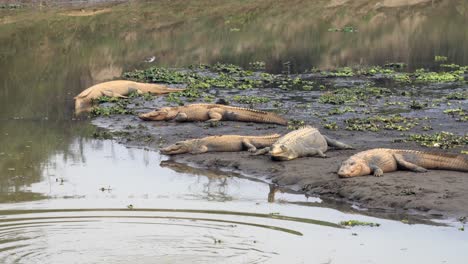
(338, 148, 468, 177)
(74, 80, 183, 114)
(253, 126, 353, 161)
(160, 134, 281, 155)
(138, 103, 288, 125)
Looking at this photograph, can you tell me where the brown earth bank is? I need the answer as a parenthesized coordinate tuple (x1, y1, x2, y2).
(90, 73, 467, 220)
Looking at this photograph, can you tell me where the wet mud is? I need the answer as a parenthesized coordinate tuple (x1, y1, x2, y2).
(91, 67, 467, 219)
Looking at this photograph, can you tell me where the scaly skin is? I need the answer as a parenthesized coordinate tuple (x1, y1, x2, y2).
(74, 80, 183, 114)
(138, 103, 288, 125)
(160, 134, 281, 155)
(338, 148, 468, 177)
(253, 126, 353, 161)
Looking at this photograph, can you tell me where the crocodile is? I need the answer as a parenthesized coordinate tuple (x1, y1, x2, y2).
(74, 80, 183, 114)
(253, 126, 353, 161)
(138, 103, 288, 125)
(338, 148, 468, 177)
(160, 134, 281, 155)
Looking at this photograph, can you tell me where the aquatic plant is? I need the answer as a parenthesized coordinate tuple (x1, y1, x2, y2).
(446, 92, 467, 100)
(443, 108, 467, 122)
(434, 56, 448, 62)
(345, 115, 419, 132)
(231, 95, 270, 104)
(249, 61, 266, 71)
(407, 132, 468, 149)
(321, 67, 354, 77)
(414, 69, 463, 83)
(323, 122, 338, 130)
(288, 119, 306, 130)
(409, 100, 427, 110)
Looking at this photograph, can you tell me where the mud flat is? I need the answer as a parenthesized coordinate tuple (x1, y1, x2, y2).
(90, 64, 468, 219)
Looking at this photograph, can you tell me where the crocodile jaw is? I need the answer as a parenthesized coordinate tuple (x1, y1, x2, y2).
(338, 158, 366, 177)
(160, 143, 190, 155)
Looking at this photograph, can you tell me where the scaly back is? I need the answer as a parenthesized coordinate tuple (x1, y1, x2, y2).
(274, 126, 319, 146)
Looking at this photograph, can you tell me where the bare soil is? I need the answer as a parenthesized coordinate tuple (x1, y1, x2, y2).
(92, 75, 468, 219)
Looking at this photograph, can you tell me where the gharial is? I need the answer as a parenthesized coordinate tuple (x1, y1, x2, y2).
(74, 80, 183, 114)
(338, 148, 468, 177)
(253, 126, 353, 160)
(138, 103, 288, 125)
(160, 134, 281, 155)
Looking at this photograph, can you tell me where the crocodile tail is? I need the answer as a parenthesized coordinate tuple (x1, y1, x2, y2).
(399, 150, 468, 172)
(224, 106, 288, 125)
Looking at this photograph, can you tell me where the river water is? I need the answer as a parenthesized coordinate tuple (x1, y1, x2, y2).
(0, 1, 467, 263)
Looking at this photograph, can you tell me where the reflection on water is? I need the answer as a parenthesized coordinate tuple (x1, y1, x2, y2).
(1, 1, 468, 262)
(0, 138, 467, 263)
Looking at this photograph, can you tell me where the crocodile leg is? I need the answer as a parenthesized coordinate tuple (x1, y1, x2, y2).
(190, 145, 208, 154)
(393, 154, 428, 173)
(323, 136, 353, 149)
(241, 139, 258, 152)
(369, 164, 384, 177)
(174, 112, 188, 122)
(306, 148, 327, 158)
(206, 108, 224, 122)
(252, 147, 270, 155)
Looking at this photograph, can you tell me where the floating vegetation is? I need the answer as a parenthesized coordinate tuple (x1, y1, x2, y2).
(407, 132, 468, 149)
(90, 104, 134, 116)
(446, 92, 467, 100)
(409, 100, 428, 110)
(359, 66, 395, 75)
(443, 108, 467, 122)
(321, 67, 354, 77)
(345, 115, 419, 132)
(319, 86, 391, 105)
(392, 73, 411, 83)
(323, 122, 338, 130)
(340, 220, 380, 227)
(288, 119, 306, 130)
(249, 61, 266, 71)
(327, 106, 356, 115)
(440, 64, 460, 69)
(231, 95, 270, 104)
(414, 69, 463, 83)
(123, 66, 189, 84)
(434, 56, 448, 62)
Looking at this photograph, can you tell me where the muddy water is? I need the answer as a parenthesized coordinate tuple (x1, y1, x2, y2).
(0, 139, 467, 264)
(1, 1, 468, 263)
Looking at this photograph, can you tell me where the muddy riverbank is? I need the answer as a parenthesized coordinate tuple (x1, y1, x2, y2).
(90, 64, 467, 219)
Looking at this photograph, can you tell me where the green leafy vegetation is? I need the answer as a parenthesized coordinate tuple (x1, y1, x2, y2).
(434, 55, 448, 62)
(288, 119, 306, 130)
(414, 69, 463, 83)
(319, 86, 391, 105)
(323, 122, 338, 130)
(446, 92, 467, 100)
(407, 132, 468, 149)
(345, 115, 419, 132)
(443, 108, 467, 122)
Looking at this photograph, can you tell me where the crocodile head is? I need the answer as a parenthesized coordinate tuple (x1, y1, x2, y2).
(269, 144, 297, 161)
(160, 140, 193, 155)
(338, 157, 369, 177)
(138, 107, 172, 121)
